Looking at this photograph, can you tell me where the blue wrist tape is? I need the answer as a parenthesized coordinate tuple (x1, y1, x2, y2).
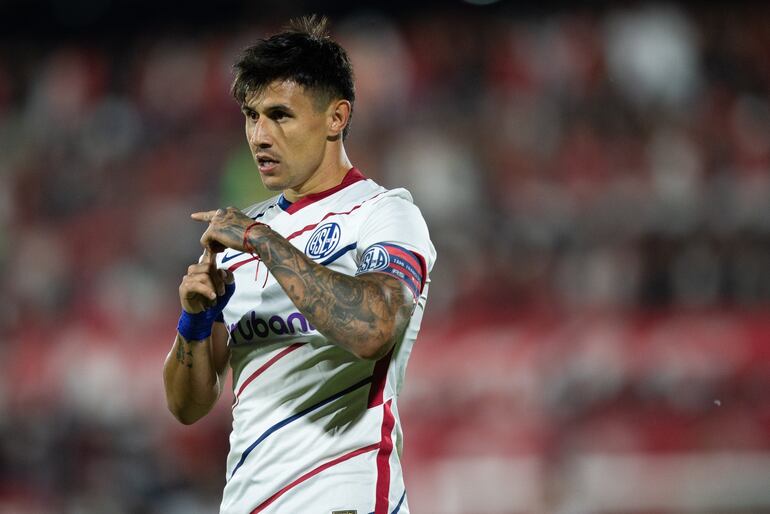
(177, 282, 235, 341)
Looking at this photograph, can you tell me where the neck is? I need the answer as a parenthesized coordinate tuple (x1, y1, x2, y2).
(283, 145, 352, 202)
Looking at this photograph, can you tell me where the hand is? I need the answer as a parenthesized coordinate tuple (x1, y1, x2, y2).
(179, 248, 234, 314)
(191, 207, 256, 253)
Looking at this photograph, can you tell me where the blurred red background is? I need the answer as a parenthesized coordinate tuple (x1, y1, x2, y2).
(1, 2, 769, 513)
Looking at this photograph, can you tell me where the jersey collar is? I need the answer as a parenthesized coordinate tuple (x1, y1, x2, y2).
(277, 167, 366, 214)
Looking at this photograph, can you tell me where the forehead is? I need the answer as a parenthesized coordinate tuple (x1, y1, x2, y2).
(243, 79, 318, 111)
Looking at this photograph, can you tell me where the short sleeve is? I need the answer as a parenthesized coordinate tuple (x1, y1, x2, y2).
(356, 194, 436, 299)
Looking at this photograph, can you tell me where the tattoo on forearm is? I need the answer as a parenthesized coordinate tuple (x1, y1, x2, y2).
(248, 228, 414, 355)
(176, 340, 194, 368)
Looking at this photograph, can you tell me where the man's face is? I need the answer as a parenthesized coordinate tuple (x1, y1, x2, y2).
(241, 80, 330, 192)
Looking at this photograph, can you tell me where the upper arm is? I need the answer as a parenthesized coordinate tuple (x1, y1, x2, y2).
(356, 195, 436, 301)
(356, 270, 417, 314)
(356, 242, 427, 302)
(349, 271, 416, 360)
(351, 195, 436, 357)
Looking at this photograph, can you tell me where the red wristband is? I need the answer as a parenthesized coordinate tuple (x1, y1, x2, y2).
(243, 221, 267, 255)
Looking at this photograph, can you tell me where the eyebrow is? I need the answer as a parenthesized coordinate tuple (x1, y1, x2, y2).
(265, 103, 294, 114)
(241, 103, 294, 114)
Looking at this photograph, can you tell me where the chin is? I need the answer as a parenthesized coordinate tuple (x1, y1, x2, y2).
(259, 175, 287, 192)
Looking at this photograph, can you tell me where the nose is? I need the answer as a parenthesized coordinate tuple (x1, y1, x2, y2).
(249, 117, 272, 149)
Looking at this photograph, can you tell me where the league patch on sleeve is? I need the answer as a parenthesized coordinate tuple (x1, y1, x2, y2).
(356, 243, 426, 299)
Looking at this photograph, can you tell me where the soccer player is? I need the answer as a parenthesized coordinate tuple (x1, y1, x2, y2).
(162, 16, 435, 514)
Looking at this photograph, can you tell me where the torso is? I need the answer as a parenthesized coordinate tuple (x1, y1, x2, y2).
(217, 170, 433, 514)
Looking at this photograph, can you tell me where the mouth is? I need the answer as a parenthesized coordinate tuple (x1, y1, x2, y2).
(256, 155, 280, 173)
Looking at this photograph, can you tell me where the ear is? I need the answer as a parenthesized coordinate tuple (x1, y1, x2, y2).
(327, 99, 351, 140)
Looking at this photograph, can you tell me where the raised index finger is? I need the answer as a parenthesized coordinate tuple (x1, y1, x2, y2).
(201, 247, 225, 296)
(191, 210, 218, 222)
(202, 247, 218, 265)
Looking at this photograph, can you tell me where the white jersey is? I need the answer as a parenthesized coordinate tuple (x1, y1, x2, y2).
(217, 168, 435, 514)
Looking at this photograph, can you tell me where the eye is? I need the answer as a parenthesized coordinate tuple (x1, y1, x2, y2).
(270, 110, 288, 121)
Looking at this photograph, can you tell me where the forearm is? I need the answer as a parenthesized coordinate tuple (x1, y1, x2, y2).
(248, 226, 414, 360)
(163, 333, 223, 424)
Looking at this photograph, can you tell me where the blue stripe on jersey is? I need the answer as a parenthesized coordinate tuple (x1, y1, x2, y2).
(383, 266, 419, 297)
(320, 242, 357, 266)
(277, 194, 292, 211)
(392, 490, 406, 514)
(229, 375, 374, 479)
(368, 489, 406, 514)
(388, 255, 420, 281)
(356, 243, 424, 299)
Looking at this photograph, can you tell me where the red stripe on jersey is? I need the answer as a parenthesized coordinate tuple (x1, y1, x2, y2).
(380, 244, 426, 293)
(413, 251, 427, 289)
(387, 262, 421, 294)
(249, 442, 380, 514)
(234, 343, 306, 406)
(386, 256, 421, 282)
(382, 246, 422, 276)
(374, 399, 396, 514)
(227, 255, 259, 272)
(368, 348, 393, 408)
(283, 167, 367, 214)
(284, 192, 387, 242)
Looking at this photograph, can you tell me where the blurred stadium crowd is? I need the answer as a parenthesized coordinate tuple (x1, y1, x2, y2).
(1, 3, 770, 513)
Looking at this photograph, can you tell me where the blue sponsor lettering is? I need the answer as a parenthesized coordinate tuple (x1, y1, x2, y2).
(251, 311, 269, 338)
(269, 315, 288, 335)
(286, 312, 308, 333)
(229, 311, 316, 345)
(237, 319, 253, 340)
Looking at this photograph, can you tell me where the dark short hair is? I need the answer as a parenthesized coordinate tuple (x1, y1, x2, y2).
(232, 15, 355, 139)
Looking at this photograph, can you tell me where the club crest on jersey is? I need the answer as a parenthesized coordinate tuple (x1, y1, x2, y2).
(306, 222, 342, 259)
(358, 244, 390, 273)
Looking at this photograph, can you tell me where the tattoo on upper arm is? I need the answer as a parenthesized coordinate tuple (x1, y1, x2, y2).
(249, 229, 415, 353)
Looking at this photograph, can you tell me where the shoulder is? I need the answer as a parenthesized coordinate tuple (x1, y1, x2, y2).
(344, 175, 418, 212)
(359, 185, 427, 221)
(356, 183, 435, 260)
(242, 194, 281, 219)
